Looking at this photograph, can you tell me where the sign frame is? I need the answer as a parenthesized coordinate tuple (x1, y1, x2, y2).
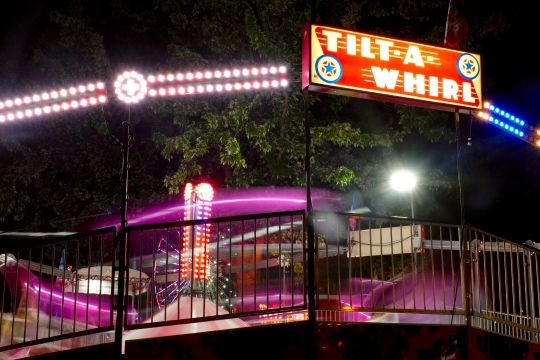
(302, 22, 483, 113)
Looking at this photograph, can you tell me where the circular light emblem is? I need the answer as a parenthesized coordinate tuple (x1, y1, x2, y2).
(456, 53, 480, 80)
(315, 55, 343, 84)
(114, 71, 148, 104)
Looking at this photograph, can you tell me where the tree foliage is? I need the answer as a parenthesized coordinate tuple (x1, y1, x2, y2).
(0, 0, 518, 230)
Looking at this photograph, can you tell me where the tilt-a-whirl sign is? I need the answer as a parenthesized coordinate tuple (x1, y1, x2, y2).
(302, 23, 482, 112)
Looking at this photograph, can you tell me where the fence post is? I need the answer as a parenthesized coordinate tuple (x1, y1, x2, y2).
(461, 225, 472, 359)
(306, 211, 317, 360)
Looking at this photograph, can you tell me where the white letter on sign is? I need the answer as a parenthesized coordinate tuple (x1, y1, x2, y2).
(403, 46, 424, 67)
(404, 72, 425, 94)
(462, 82, 475, 103)
(322, 30, 342, 52)
(371, 67, 399, 90)
(375, 39, 393, 61)
(442, 79, 459, 100)
(361, 37, 375, 59)
(347, 34, 357, 55)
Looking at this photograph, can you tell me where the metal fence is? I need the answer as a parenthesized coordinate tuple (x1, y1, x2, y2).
(124, 210, 306, 330)
(0, 227, 117, 353)
(468, 227, 540, 340)
(312, 211, 465, 317)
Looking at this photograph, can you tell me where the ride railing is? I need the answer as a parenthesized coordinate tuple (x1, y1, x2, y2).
(124, 210, 306, 330)
(0, 227, 117, 353)
(312, 211, 465, 318)
(468, 227, 540, 340)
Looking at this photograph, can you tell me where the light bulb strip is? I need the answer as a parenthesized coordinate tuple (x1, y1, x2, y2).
(148, 79, 288, 97)
(147, 66, 287, 84)
(483, 102, 528, 128)
(0, 82, 106, 113)
(475, 107, 540, 147)
(0, 95, 108, 123)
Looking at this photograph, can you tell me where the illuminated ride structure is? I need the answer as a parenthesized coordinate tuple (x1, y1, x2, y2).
(153, 183, 230, 310)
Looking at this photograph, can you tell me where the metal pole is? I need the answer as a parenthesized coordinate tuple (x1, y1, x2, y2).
(114, 120, 129, 358)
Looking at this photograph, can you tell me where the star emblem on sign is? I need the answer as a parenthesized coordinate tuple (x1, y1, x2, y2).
(315, 54, 343, 84)
(456, 53, 480, 80)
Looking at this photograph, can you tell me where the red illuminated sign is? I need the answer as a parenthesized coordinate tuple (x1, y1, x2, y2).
(302, 23, 482, 112)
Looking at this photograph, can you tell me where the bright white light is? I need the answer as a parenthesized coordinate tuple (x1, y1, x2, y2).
(215, 71, 222, 78)
(252, 68, 259, 75)
(0, 115, 5, 122)
(187, 86, 194, 93)
(71, 101, 78, 108)
(51, 91, 58, 98)
(23, 97, 31, 103)
(244, 83, 251, 89)
(44, 106, 51, 113)
(225, 84, 232, 91)
(206, 85, 213, 92)
(88, 84, 95, 91)
(159, 88, 166, 95)
(197, 85, 204, 93)
(158, 75, 165, 82)
(42, 93, 49, 100)
(5, 100, 13, 107)
(178, 87, 185, 94)
(97, 82, 104, 89)
(234, 83, 242, 90)
(271, 80, 279, 87)
(60, 89, 67, 96)
(205, 71, 212, 79)
(262, 81, 269, 88)
(196, 72, 203, 79)
(186, 73, 193, 80)
(89, 98, 97, 105)
(123, 71, 130, 78)
(281, 79, 288, 87)
(99, 95, 106, 103)
(15, 98, 22, 105)
(78, 86, 86, 93)
(16, 112, 24, 118)
(148, 75, 156, 82)
(167, 74, 174, 81)
(35, 108, 42, 115)
(117, 75, 124, 82)
(390, 171, 417, 192)
(168, 87, 176, 95)
(81, 99, 88, 106)
(8, 114, 14, 120)
(25, 110, 32, 116)
(270, 67, 277, 74)
(279, 66, 286, 73)
(61, 103, 69, 110)
(224, 70, 231, 77)
(216, 84, 223, 91)
(242, 69, 249, 76)
(149, 89, 157, 96)
(261, 68, 268, 75)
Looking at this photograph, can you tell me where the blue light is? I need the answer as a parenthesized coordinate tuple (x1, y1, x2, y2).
(501, 111, 505, 115)
(490, 105, 495, 110)
(510, 127, 514, 131)
(520, 131, 524, 137)
(514, 129, 519, 134)
(495, 108, 500, 113)
(511, 116, 515, 120)
(516, 118, 520, 122)
(499, 122, 504, 127)
(490, 116, 494, 121)
(505, 125, 509, 129)
(520, 121, 524, 126)
(506, 114, 510, 118)
(494, 119, 499, 124)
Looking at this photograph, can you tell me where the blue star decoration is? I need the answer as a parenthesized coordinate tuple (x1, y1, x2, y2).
(323, 61, 336, 75)
(464, 60, 474, 71)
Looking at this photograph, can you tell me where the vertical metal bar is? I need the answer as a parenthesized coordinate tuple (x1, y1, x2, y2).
(495, 237, 502, 321)
(379, 221, 384, 308)
(12, 251, 19, 345)
(503, 239, 510, 321)
(389, 220, 395, 310)
(48, 245, 55, 338)
(461, 226, 472, 360)
(266, 218, 269, 312)
(151, 229, 156, 323)
(325, 215, 330, 307)
(87, 238, 92, 330)
(400, 223, 405, 309)
(138, 231, 143, 323)
(216, 223, 220, 317)
(60, 242, 66, 334)
(509, 241, 516, 324)
(190, 224, 195, 320)
(430, 226, 436, 311)
(202, 224, 207, 318)
(489, 236, 495, 317)
(165, 233, 169, 321)
(241, 219, 245, 312)
(74, 239, 79, 333)
(99, 235, 103, 327)
(254, 219, 257, 311)
(421, 225, 426, 311)
(440, 226, 446, 311)
(449, 227, 455, 311)
(359, 219, 363, 309)
(411, 223, 416, 310)
(291, 216, 294, 309)
(369, 219, 374, 309)
(535, 252, 540, 329)
(311, 213, 315, 309)
(337, 218, 341, 309)
(348, 216, 353, 309)
(228, 221, 232, 313)
(36, 247, 43, 340)
(516, 244, 523, 324)
(0, 252, 5, 337)
(23, 249, 31, 342)
(482, 234, 489, 314)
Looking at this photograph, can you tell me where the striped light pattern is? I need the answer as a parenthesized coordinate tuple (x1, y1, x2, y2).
(146, 66, 288, 100)
(181, 182, 214, 280)
(476, 102, 539, 147)
(0, 82, 107, 123)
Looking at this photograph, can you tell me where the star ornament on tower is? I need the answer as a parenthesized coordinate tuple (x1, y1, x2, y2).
(0, 65, 288, 122)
